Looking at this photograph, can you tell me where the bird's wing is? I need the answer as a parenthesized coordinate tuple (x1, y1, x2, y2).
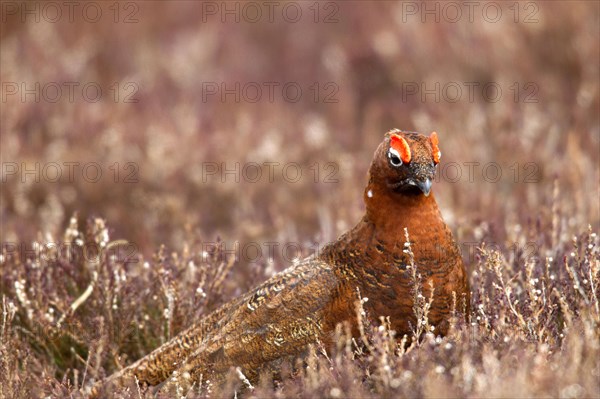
(102, 256, 344, 391)
(165, 257, 347, 383)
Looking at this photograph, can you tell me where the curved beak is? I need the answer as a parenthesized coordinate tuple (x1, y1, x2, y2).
(415, 178, 432, 196)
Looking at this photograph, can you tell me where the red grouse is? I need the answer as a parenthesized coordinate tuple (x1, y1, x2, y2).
(93, 129, 470, 395)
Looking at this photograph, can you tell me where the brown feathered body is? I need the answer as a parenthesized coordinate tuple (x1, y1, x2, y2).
(94, 130, 469, 395)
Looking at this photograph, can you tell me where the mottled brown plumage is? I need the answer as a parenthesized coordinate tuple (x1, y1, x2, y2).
(92, 129, 470, 396)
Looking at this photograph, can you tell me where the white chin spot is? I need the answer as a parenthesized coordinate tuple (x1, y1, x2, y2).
(367, 189, 373, 198)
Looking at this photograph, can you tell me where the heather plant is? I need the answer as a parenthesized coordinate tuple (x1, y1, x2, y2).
(1, 185, 598, 398)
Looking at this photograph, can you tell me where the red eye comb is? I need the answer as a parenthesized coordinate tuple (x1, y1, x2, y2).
(390, 134, 411, 164)
(430, 131, 441, 164)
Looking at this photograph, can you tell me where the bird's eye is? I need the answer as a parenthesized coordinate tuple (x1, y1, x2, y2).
(388, 150, 402, 167)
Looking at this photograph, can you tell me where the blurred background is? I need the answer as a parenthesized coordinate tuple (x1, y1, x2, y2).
(1, 0, 599, 268)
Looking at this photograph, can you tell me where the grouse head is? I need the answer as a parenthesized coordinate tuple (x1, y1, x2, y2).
(368, 129, 441, 198)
